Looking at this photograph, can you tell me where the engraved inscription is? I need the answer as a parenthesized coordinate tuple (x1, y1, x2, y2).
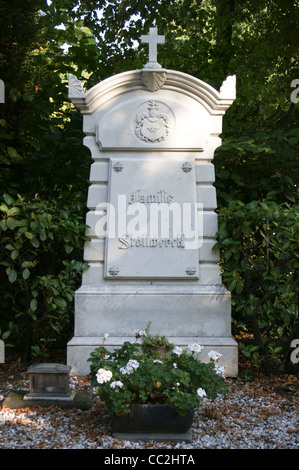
(105, 158, 199, 279)
(114, 187, 190, 252)
(118, 235, 185, 249)
(129, 189, 174, 204)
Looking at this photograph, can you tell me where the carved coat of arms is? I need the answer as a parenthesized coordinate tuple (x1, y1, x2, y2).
(135, 101, 170, 142)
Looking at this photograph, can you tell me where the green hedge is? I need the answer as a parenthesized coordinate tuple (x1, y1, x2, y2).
(0, 193, 89, 361)
(215, 197, 299, 374)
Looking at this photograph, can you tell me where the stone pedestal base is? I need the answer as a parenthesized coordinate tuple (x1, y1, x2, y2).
(23, 390, 75, 402)
(67, 284, 238, 377)
(67, 335, 237, 377)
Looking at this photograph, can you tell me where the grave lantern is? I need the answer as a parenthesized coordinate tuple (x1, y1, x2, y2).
(24, 363, 75, 401)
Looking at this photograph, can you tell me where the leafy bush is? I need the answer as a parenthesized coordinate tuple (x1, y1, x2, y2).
(88, 326, 227, 416)
(215, 196, 299, 373)
(214, 127, 299, 207)
(0, 193, 89, 361)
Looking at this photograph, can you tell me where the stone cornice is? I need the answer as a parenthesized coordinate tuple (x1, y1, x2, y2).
(69, 70, 236, 116)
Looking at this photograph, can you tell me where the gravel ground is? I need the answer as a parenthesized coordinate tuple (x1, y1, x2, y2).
(0, 366, 298, 450)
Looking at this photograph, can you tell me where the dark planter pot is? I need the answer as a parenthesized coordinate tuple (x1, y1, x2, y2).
(112, 404, 194, 434)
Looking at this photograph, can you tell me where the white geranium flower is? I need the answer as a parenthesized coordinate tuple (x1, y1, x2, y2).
(153, 359, 163, 364)
(120, 359, 140, 375)
(172, 346, 183, 356)
(127, 359, 139, 369)
(173, 363, 177, 369)
(134, 329, 147, 338)
(188, 343, 203, 354)
(96, 368, 113, 384)
(214, 364, 226, 378)
(208, 350, 222, 362)
(196, 387, 207, 398)
(110, 381, 123, 389)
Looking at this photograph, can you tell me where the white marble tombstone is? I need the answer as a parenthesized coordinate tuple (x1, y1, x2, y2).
(67, 28, 238, 376)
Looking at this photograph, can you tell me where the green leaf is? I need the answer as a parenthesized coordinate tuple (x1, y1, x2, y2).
(54, 297, 67, 308)
(39, 228, 47, 241)
(30, 237, 40, 248)
(7, 217, 17, 230)
(228, 279, 236, 291)
(3, 193, 14, 205)
(30, 221, 39, 231)
(0, 204, 8, 213)
(8, 207, 20, 217)
(0, 219, 7, 231)
(22, 268, 30, 280)
(15, 219, 28, 228)
(25, 231, 34, 239)
(5, 244, 14, 251)
(11, 249, 19, 260)
(1, 330, 11, 341)
(8, 269, 17, 283)
(30, 298, 38, 312)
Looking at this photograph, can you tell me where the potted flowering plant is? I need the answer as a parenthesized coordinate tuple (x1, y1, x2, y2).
(88, 325, 227, 435)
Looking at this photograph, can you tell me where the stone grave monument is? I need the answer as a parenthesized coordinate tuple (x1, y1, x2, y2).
(67, 27, 238, 377)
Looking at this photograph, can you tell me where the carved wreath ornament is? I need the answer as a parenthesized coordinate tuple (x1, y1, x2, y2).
(135, 100, 170, 143)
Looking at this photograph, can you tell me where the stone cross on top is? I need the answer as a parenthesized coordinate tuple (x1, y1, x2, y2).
(141, 27, 165, 69)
